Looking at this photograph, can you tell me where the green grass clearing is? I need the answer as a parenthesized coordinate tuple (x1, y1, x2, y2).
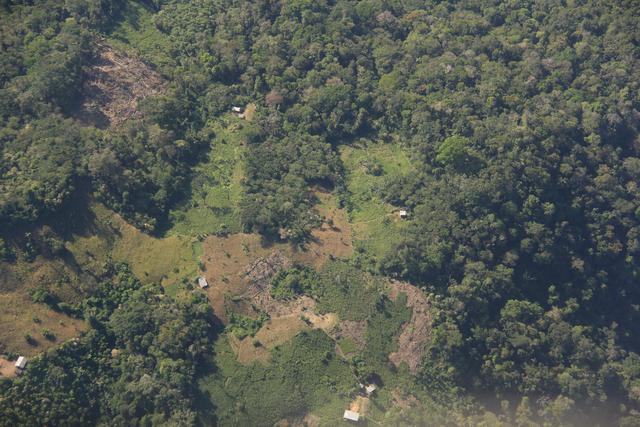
(168, 119, 250, 237)
(314, 261, 379, 321)
(338, 337, 358, 355)
(65, 202, 200, 288)
(340, 142, 414, 258)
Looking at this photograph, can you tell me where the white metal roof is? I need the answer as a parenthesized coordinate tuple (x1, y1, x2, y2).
(198, 277, 209, 288)
(343, 410, 360, 421)
(365, 384, 377, 394)
(14, 356, 27, 369)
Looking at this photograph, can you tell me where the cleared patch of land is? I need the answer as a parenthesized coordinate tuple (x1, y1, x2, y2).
(200, 192, 352, 322)
(0, 288, 86, 357)
(168, 119, 249, 236)
(388, 281, 431, 374)
(0, 254, 88, 356)
(340, 142, 414, 258)
(75, 42, 166, 128)
(0, 357, 17, 378)
(66, 202, 199, 288)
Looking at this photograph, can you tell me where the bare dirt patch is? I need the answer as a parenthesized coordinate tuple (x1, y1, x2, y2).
(391, 388, 420, 410)
(0, 256, 88, 356)
(75, 42, 166, 128)
(221, 250, 338, 364)
(0, 356, 17, 378)
(388, 280, 431, 374)
(0, 287, 87, 357)
(201, 233, 279, 322)
(201, 193, 352, 322)
(230, 315, 307, 364)
(230, 305, 338, 366)
(328, 320, 366, 351)
(297, 190, 353, 269)
(349, 395, 370, 416)
(242, 103, 257, 121)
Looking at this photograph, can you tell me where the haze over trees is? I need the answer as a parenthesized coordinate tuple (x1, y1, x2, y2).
(1, 0, 639, 425)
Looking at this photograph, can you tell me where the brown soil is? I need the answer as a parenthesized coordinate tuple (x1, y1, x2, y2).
(0, 256, 88, 356)
(200, 192, 351, 363)
(391, 389, 420, 410)
(388, 280, 431, 374)
(328, 320, 366, 350)
(0, 356, 17, 378)
(75, 42, 166, 128)
(243, 103, 257, 121)
(299, 190, 353, 269)
(230, 300, 337, 365)
(349, 395, 370, 415)
(218, 250, 338, 364)
(201, 192, 352, 323)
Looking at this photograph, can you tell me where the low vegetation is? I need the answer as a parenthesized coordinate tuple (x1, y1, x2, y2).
(340, 142, 413, 265)
(199, 329, 355, 426)
(168, 119, 248, 236)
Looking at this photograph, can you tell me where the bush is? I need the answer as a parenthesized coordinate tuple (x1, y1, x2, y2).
(42, 329, 56, 341)
(270, 265, 318, 300)
(0, 238, 13, 261)
(24, 334, 37, 346)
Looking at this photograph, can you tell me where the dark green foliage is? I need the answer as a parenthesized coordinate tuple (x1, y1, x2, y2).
(227, 312, 269, 340)
(364, 292, 411, 366)
(0, 263, 217, 426)
(270, 264, 318, 299)
(314, 261, 377, 321)
(88, 121, 202, 231)
(241, 132, 340, 241)
(0, 237, 13, 261)
(2, 0, 640, 424)
(0, 1, 203, 232)
(30, 285, 59, 308)
(0, 117, 86, 229)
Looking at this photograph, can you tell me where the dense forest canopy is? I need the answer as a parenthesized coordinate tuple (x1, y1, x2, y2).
(1, 0, 640, 425)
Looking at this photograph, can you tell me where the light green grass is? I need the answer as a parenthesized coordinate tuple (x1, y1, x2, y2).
(65, 202, 201, 289)
(107, 1, 175, 72)
(340, 142, 414, 257)
(168, 120, 249, 237)
(338, 337, 358, 355)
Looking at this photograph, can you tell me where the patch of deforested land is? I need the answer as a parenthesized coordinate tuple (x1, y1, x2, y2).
(74, 42, 166, 128)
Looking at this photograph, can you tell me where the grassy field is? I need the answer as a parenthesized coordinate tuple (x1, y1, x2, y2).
(340, 141, 414, 259)
(106, 1, 175, 73)
(65, 202, 200, 287)
(168, 119, 250, 237)
(0, 255, 87, 356)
